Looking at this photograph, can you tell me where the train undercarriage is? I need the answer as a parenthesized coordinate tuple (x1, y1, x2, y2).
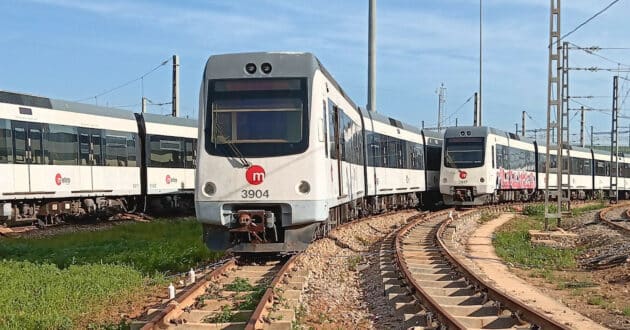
(203, 192, 435, 254)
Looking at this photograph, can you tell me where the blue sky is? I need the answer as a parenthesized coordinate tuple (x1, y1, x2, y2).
(2, 0, 630, 145)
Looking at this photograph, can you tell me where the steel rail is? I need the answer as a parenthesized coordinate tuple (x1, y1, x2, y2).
(245, 254, 300, 330)
(141, 258, 237, 329)
(395, 204, 571, 330)
(436, 205, 571, 330)
(599, 204, 630, 235)
(395, 208, 467, 329)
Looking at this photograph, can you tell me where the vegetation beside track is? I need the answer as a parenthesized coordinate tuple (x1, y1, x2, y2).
(494, 203, 605, 269)
(0, 217, 223, 274)
(0, 217, 224, 328)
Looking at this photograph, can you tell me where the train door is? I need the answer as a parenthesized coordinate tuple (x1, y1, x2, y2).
(78, 128, 103, 192)
(11, 121, 43, 192)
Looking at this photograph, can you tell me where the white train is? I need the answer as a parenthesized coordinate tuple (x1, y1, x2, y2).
(195, 52, 442, 253)
(0, 91, 197, 225)
(440, 126, 629, 205)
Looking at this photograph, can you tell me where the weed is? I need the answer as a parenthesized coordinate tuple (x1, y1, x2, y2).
(347, 256, 363, 271)
(204, 305, 234, 323)
(571, 202, 606, 217)
(355, 235, 370, 246)
(587, 295, 606, 306)
(623, 306, 630, 316)
(236, 285, 267, 310)
(291, 304, 307, 330)
(225, 277, 255, 292)
(494, 216, 579, 269)
(478, 212, 494, 223)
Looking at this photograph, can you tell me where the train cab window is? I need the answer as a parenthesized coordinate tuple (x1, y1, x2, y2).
(149, 135, 184, 168)
(46, 125, 78, 165)
(444, 137, 485, 169)
(0, 119, 12, 163)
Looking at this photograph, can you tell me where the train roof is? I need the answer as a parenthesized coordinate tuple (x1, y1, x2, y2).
(141, 112, 197, 128)
(444, 125, 537, 143)
(204, 52, 357, 109)
(422, 129, 443, 140)
(361, 108, 423, 135)
(0, 90, 137, 121)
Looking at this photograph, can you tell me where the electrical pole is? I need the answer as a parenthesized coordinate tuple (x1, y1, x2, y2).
(172, 55, 180, 117)
(522, 111, 526, 137)
(591, 125, 594, 148)
(455, 118, 458, 127)
(545, 0, 564, 230)
(515, 123, 519, 135)
(478, 0, 483, 126)
(367, 0, 376, 113)
(580, 106, 585, 147)
(437, 83, 446, 132)
(473, 92, 479, 126)
(610, 76, 619, 203)
(421, 120, 425, 130)
(142, 97, 147, 113)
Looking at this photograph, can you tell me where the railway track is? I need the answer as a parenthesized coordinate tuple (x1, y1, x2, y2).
(135, 255, 305, 330)
(379, 206, 571, 330)
(599, 204, 630, 235)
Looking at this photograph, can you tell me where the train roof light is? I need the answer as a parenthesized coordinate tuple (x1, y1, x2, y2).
(261, 62, 272, 74)
(245, 63, 257, 74)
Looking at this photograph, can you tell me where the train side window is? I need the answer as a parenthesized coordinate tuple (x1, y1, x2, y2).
(104, 131, 128, 166)
(127, 133, 138, 167)
(185, 138, 196, 168)
(322, 100, 328, 157)
(149, 135, 184, 168)
(46, 124, 78, 165)
(0, 119, 12, 163)
(13, 126, 26, 164)
(92, 131, 104, 166)
(491, 146, 495, 168)
(29, 125, 44, 164)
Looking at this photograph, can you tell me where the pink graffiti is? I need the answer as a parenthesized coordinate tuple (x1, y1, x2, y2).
(497, 167, 536, 190)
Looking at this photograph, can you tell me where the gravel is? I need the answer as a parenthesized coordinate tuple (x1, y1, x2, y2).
(298, 210, 416, 329)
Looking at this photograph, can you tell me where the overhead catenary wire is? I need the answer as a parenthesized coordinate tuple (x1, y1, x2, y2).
(556, 0, 622, 44)
(74, 57, 171, 103)
(442, 93, 474, 124)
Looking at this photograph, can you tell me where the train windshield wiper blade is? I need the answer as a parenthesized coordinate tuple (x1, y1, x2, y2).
(213, 122, 250, 167)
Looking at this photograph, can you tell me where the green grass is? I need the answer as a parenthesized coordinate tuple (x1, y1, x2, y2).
(623, 306, 630, 317)
(494, 215, 579, 269)
(0, 260, 148, 329)
(0, 218, 223, 275)
(0, 218, 225, 328)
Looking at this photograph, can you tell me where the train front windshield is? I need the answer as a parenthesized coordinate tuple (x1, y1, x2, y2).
(206, 78, 309, 157)
(444, 137, 485, 168)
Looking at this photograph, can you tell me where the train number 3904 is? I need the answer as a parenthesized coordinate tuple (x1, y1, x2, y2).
(241, 189, 270, 199)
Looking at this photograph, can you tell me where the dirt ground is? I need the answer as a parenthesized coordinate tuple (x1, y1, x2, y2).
(468, 213, 630, 330)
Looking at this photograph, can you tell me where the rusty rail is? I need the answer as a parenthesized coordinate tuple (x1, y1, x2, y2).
(245, 254, 300, 330)
(140, 258, 237, 330)
(395, 204, 571, 330)
(394, 208, 467, 329)
(599, 204, 630, 235)
(437, 206, 571, 330)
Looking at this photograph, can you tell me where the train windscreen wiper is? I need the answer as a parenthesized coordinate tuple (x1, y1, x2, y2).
(213, 122, 251, 168)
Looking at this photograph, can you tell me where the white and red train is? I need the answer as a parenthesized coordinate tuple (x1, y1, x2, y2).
(195, 52, 443, 253)
(0, 91, 196, 225)
(439, 126, 629, 206)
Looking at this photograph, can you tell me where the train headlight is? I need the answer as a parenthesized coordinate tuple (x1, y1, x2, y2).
(297, 180, 311, 194)
(245, 63, 257, 74)
(261, 62, 272, 74)
(480, 177, 485, 183)
(203, 182, 216, 196)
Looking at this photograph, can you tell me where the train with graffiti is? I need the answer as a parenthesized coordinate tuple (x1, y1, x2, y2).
(440, 126, 630, 205)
